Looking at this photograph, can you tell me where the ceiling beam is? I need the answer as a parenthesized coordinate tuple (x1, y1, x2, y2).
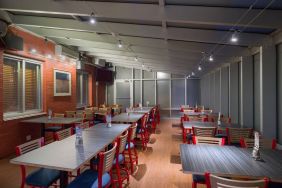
(20, 25, 247, 57)
(13, 15, 266, 46)
(1, 0, 281, 28)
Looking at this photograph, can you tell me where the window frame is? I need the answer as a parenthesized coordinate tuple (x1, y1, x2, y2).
(3, 54, 43, 119)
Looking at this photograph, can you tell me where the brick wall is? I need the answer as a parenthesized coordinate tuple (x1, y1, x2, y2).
(0, 27, 75, 158)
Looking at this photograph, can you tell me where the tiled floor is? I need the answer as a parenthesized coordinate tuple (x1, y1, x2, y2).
(0, 119, 200, 188)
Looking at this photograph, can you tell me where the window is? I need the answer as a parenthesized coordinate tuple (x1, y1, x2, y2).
(77, 72, 89, 107)
(3, 55, 42, 118)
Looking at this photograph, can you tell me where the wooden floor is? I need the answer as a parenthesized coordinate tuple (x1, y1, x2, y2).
(0, 119, 205, 188)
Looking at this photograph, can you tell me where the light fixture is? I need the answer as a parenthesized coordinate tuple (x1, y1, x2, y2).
(134, 57, 138, 61)
(89, 12, 96, 24)
(142, 64, 145, 68)
(230, 31, 238, 43)
(46, 54, 52, 59)
(118, 40, 122, 48)
(191, 72, 195, 76)
(60, 55, 66, 60)
(198, 65, 202, 71)
(30, 48, 37, 54)
(187, 74, 190, 79)
(209, 55, 214, 62)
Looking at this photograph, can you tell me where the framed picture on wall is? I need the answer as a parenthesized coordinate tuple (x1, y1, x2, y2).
(54, 70, 71, 96)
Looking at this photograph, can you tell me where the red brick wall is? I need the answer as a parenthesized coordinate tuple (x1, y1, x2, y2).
(0, 27, 77, 158)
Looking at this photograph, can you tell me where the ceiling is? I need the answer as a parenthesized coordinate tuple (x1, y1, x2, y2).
(0, 0, 281, 76)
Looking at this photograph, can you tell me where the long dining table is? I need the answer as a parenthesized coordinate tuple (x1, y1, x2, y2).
(10, 123, 131, 188)
(180, 144, 282, 182)
(111, 112, 144, 124)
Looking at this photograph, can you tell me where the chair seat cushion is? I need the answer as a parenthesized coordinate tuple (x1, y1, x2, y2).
(68, 169, 110, 188)
(126, 142, 134, 149)
(112, 154, 125, 165)
(26, 168, 60, 187)
(192, 174, 206, 183)
(45, 126, 62, 132)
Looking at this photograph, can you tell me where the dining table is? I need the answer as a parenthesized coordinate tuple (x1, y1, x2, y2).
(180, 144, 282, 182)
(132, 107, 152, 114)
(111, 113, 144, 124)
(21, 116, 82, 137)
(10, 123, 130, 188)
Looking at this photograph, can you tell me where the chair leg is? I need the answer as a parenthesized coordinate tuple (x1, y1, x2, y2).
(128, 147, 134, 174)
(192, 182, 197, 188)
(133, 146, 138, 165)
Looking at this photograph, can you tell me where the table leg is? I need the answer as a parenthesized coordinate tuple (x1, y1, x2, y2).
(183, 128, 187, 143)
(60, 171, 68, 188)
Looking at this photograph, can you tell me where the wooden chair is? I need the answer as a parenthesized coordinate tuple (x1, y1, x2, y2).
(124, 123, 138, 174)
(85, 112, 94, 126)
(68, 143, 117, 188)
(193, 136, 225, 146)
(53, 113, 65, 118)
(205, 172, 269, 188)
(191, 137, 224, 188)
(54, 127, 73, 141)
(192, 126, 217, 137)
(65, 111, 76, 118)
(240, 138, 277, 149)
(112, 131, 129, 188)
(15, 138, 60, 188)
(226, 128, 253, 145)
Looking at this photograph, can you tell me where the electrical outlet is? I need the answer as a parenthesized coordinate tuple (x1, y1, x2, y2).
(26, 135, 31, 141)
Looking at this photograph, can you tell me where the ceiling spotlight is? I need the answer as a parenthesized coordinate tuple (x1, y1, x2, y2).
(230, 31, 238, 43)
(198, 65, 202, 71)
(89, 12, 96, 24)
(30, 48, 37, 54)
(209, 55, 214, 62)
(191, 72, 195, 76)
(187, 74, 191, 79)
(142, 64, 145, 68)
(118, 40, 123, 48)
(134, 57, 138, 61)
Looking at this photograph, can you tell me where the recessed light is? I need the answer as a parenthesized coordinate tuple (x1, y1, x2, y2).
(134, 57, 138, 61)
(230, 31, 238, 43)
(198, 65, 202, 71)
(89, 12, 96, 24)
(209, 55, 214, 62)
(30, 48, 37, 53)
(46, 54, 52, 59)
(191, 72, 195, 76)
(118, 41, 123, 48)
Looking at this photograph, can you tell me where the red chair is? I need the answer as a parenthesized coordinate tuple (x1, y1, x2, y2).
(202, 116, 209, 122)
(148, 108, 157, 130)
(16, 138, 60, 188)
(156, 105, 160, 125)
(226, 128, 252, 146)
(68, 143, 117, 188)
(240, 138, 277, 149)
(124, 123, 138, 174)
(205, 172, 269, 188)
(137, 113, 149, 150)
(111, 131, 130, 188)
(191, 137, 225, 188)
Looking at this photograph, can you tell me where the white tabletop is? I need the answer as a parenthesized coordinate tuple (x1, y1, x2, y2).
(10, 124, 130, 171)
(112, 113, 144, 123)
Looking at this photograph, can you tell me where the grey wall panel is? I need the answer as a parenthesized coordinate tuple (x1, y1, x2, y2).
(210, 73, 215, 110)
(220, 66, 229, 116)
(242, 56, 254, 128)
(107, 83, 114, 105)
(116, 66, 132, 79)
(277, 44, 282, 143)
(143, 70, 154, 79)
(214, 70, 220, 113)
(143, 80, 155, 106)
(261, 45, 276, 138)
(230, 62, 239, 123)
(172, 79, 185, 108)
(157, 80, 170, 108)
(134, 69, 141, 79)
(187, 79, 200, 106)
(200, 78, 205, 107)
(254, 53, 261, 131)
(133, 80, 141, 105)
